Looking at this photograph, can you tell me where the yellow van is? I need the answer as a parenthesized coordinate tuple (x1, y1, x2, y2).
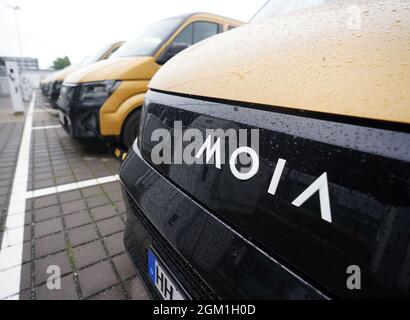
(44, 41, 124, 107)
(57, 13, 242, 148)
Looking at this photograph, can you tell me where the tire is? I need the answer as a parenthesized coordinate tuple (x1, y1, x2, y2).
(121, 108, 141, 150)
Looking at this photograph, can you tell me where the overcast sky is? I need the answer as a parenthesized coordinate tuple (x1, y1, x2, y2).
(0, 0, 266, 69)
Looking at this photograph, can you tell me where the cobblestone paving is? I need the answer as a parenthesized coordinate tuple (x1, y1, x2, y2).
(0, 93, 149, 300)
(0, 96, 25, 243)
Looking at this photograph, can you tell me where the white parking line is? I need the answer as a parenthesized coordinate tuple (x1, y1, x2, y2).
(0, 93, 35, 300)
(0, 174, 120, 247)
(25, 174, 120, 199)
(32, 125, 61, 130)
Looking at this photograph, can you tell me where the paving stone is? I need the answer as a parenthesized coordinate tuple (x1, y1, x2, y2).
(34, 217, 63, 238)
(33, 195, 59, 209)
(20, 262, 32, 291)
(124, 277, 150, 300)
(33, 179, 54, 189)
(78, 261, 118, 298)
(35, 231, 67, 258)
(75, 172, 95, 180)
(89, 285, 125, 300)
(34, 172, 53, 181)
(25, 199, 33, 211)
(72, 167, 89, 175)
(62, 200, 86, 215)
(52, 164, 69, 172)
(22, 241, 32, 263)
(89, 165, 107, 172)
(0, 179, 11, 187)
(67, 224, 98, 247)
(81, 186, 103, 198)
(34, 167, 52, 174)
(103, 232, 125, 256)
(34, 205, 61, 222)
(107, 190, 123, 202)
(23, 211, 33, 225)
(34, 251, 71, 285)
(102, 182, 120, 193)
(53, 169, 72, 178)
(34, 161, 50, 169)
(0, 186, 9, 196)
(107, 162, 121, 172)
(55, 175, 76, 185)
(72, 240, 106, 269)
(114, 201, 126, 214)
(64, 210, 92, 229)
(86, 194, 110, 208)
(0, 195, 7, 205)
(23, 225, 31, 243)
(97, 216, 124, 236)
(0, 172, 12, 179)
(58, 190, 82, 203)
(93, 169, 110, 177)
(36, 274, 78, 300)
(19, 289, 32, 300)
(113, 253, 136, 281)
(90, 204, 117, 221)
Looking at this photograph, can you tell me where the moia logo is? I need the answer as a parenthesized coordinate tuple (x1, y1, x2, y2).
(151, 121, 332, 223)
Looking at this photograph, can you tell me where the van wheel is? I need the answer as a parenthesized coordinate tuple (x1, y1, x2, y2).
(121, 108, 141, 150)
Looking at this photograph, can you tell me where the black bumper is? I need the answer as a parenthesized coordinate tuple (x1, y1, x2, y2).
(47, 81, 62, 109)
(58, 104, 101, 139)
(120, 148, 326, 300)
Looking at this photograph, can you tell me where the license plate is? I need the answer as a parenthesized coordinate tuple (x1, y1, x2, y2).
(147, 249, 185, 300)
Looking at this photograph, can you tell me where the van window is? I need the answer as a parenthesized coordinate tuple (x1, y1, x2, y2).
(111, 17, 183, 58)
(171, 21, 219, 47)
(193, 22, 219, 44)
(104, 45, 120, 59)
(173, 24, 194, 46)
(79, 44, 112, 66)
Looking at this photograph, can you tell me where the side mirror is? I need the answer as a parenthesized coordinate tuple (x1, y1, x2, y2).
(156, 42, 190, 65)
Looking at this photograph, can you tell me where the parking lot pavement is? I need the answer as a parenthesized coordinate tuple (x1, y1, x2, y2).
(0, 92, 149, 300)
(0, 97, 25, 217)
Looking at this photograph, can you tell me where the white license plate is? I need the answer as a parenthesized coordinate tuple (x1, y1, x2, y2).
(147, 248, 185, 300)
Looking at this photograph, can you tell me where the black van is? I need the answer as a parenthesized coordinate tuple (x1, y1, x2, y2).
(120, 0, 410, 299)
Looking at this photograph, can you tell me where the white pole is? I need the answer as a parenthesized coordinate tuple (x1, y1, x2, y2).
(6, 5, 23, 57)
(14, 8, 23, 57)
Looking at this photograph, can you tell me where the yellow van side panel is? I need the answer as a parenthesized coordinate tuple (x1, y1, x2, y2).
(100, 80, 148, 136)
(64, 57, 159, 84)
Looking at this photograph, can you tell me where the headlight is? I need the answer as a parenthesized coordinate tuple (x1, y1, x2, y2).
(78, 80, 121, 103)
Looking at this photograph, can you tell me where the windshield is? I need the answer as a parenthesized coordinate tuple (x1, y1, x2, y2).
(79, 43, 113, 66)
(111, 17, 183, 58)
(252, 0, 335, 22)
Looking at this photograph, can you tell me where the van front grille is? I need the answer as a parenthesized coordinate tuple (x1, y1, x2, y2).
(126, 194, 219, 300)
